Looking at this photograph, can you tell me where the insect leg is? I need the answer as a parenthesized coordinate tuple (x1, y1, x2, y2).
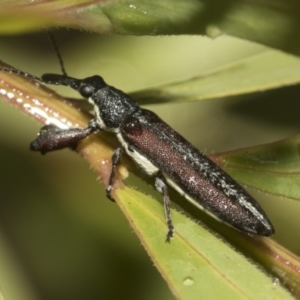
(106, 148, 123, 201)
(155, 173, 175, 242)
(30, 119, 100, 154)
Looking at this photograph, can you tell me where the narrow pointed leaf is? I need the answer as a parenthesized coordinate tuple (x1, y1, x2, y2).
(132, 51, 300, 105)
(213, 135, 300, 201)
(116, 187, 294, 300)
(1, 0, 300, 55)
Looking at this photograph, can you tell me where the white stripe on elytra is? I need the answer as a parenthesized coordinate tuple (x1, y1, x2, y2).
(158, 129, 270, 227)
(116, 133, 159, 176)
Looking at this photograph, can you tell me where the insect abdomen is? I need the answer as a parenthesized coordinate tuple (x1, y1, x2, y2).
(120, 109, 274, 236)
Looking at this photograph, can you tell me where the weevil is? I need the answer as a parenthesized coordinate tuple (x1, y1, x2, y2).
(0, 65, 274, 241)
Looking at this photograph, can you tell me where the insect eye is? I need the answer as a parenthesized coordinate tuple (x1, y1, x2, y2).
(79, 85, 94, 98)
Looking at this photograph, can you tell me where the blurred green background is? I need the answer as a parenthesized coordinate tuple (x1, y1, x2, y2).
(0, 31, 300, 300)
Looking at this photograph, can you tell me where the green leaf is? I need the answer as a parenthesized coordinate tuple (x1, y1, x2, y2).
(132, 50, 300, 105)
(1, 0, 300, 55)
(214, 135, 300, 201)
(116, 187, 294, 300)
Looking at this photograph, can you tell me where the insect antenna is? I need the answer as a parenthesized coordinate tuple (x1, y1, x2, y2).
(0, 65, 42, 82)
(48, 31, 68, 77)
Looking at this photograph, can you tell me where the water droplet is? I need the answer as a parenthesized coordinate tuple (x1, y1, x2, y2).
(183, 277, 194, 286)
(273, 278, 280, 286)
(206, 25, 222, 38)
